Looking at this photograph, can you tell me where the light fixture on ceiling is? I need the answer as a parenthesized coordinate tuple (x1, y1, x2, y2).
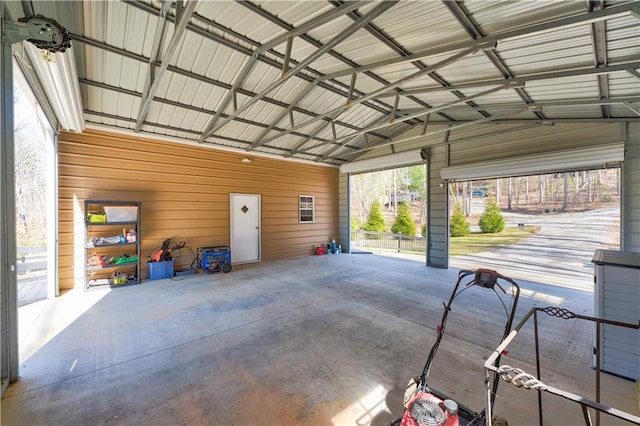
(241, 157, 252, 164)
(23, 43, 84, 132)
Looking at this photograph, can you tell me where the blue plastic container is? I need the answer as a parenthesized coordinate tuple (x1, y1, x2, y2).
(148, 260, 174, 280)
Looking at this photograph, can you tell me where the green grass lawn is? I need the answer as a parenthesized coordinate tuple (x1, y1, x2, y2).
(449, 226, 540, 256)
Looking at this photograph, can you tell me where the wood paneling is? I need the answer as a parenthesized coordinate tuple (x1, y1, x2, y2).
(58, 129, 339, 290)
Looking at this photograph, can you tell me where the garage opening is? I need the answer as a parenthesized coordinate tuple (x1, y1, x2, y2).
(447, 170, 621, 289)
(349, 164, 621, 289)
(14, 63, 57, 307)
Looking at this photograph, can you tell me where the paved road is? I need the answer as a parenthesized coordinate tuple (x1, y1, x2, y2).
(451, 207, 620, 291)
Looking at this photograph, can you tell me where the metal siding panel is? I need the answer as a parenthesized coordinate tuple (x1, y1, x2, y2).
(256, 1, 334, 28)
(433, 52, 505, 85)
(339, 173, 350, 253)
(464, 0, 583, 35)
(378, 1, 470, 51)
(499, 27, 594, 76)
(401, 90, 466, 108)
(606, 14, 640, 61)
(448, 123, 622, 166)
(427, 145, 449, 268)
(609, 72, 640, 97)
(103, 51, 124, 88)
(122, 3, 150, 56)
(622, 123, 640, 251)
(174, 31, 205, 71)
(525, 75, 601, 101)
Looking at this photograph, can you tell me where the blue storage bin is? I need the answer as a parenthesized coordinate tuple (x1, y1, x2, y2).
(148, 260, 174, 280)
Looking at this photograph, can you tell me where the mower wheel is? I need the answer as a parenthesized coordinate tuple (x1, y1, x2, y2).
(222, 263, 232, 273)
(388, 417, 401, 426)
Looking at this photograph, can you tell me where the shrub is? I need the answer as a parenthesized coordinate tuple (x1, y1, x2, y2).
(391, 201, 417, 236)
(361, 199, 386, 233)
(351, 214, 360, 231)
(479, 198, 505, 233)
(449, 203, 470, 237)
(421, 223, 426, 237)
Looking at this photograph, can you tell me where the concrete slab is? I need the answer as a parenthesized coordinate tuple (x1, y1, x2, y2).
(2, 254, 637, 425)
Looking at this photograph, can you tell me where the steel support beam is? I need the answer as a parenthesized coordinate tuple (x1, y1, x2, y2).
(79, 78, 335, 145)
(260, 45, 483, 146)
(70, 33, 386, 139)
(248, 82, 319, 150)
(255, 1, 363, 54)
(194, 0, 359, 143)
(382, 61, 640, 95)
(0, 10, 19, 391)
(627, 68, 640, 79)
(324, 2, 637, 81)
(588, 0, 611, 118)
(135, 0, 197, 131)
(338, 109, 531, 159)
(623, 102, 640, 116)
(136, 0, 172, 131)
(200, 1, 397, 140)
(443, 0, 546, 121)
(320, 82, 518, 144)
(395, 96, 640, 113)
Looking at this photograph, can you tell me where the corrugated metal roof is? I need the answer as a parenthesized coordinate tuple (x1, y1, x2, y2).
(16, 0, 640, 165)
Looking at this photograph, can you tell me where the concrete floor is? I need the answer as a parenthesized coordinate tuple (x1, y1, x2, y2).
(2, 254, 638, 425)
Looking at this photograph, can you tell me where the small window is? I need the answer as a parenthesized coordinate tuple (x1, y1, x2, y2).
(299, 195, 315, 223)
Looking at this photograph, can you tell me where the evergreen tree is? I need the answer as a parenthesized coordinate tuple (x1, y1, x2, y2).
(361, 199, 386, 232)
(449, 203, 470, 237)
(479, 198, 506, 233)
(391, 201, 416, 236)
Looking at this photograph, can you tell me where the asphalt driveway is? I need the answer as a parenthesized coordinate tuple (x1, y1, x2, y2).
(450, 207, 620, 291)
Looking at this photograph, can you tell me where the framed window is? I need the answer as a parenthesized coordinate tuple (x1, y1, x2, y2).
(299, 195, 315, 223)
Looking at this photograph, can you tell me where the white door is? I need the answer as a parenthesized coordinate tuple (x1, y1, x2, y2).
(230, 194, 261, 264)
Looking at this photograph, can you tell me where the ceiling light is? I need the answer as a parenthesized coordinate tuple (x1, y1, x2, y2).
(241, 157, 252, 164)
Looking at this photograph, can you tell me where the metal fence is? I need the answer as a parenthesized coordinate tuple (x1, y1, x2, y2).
(17, 246, 47, 274)
(350, 230, 426, 254)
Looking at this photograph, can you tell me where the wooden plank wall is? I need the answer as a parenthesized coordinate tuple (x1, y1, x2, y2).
(58, 129, 339, 290)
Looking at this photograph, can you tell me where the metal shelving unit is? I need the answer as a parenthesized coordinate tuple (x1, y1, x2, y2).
(85, 200, 141, 288)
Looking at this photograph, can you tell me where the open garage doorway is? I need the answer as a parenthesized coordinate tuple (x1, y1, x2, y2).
(349, 166, 621, 289)
(14, 64, 58, 306)
(448, 170, 621, 289)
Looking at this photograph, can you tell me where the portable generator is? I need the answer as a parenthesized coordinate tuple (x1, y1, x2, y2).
(198, 246, 232, 273)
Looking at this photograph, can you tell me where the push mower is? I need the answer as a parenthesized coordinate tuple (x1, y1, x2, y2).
(391, 268, 520, 426)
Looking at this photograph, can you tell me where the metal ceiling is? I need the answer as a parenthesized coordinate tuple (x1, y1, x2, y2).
(14, 0, 640, 166)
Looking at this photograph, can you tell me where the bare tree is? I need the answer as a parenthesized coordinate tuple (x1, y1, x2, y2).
(14, 85, 47, 246)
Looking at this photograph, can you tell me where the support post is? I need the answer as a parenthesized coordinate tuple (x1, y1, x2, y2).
(1, 10, 20, 392)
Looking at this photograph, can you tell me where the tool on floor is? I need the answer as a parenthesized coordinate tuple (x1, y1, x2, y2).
(150, 239, 185, 262)
(390, 269, 520, 426)
(197, 246, 232, 274)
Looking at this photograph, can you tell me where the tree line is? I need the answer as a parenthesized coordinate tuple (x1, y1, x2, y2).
(352, 166, 620, 237)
